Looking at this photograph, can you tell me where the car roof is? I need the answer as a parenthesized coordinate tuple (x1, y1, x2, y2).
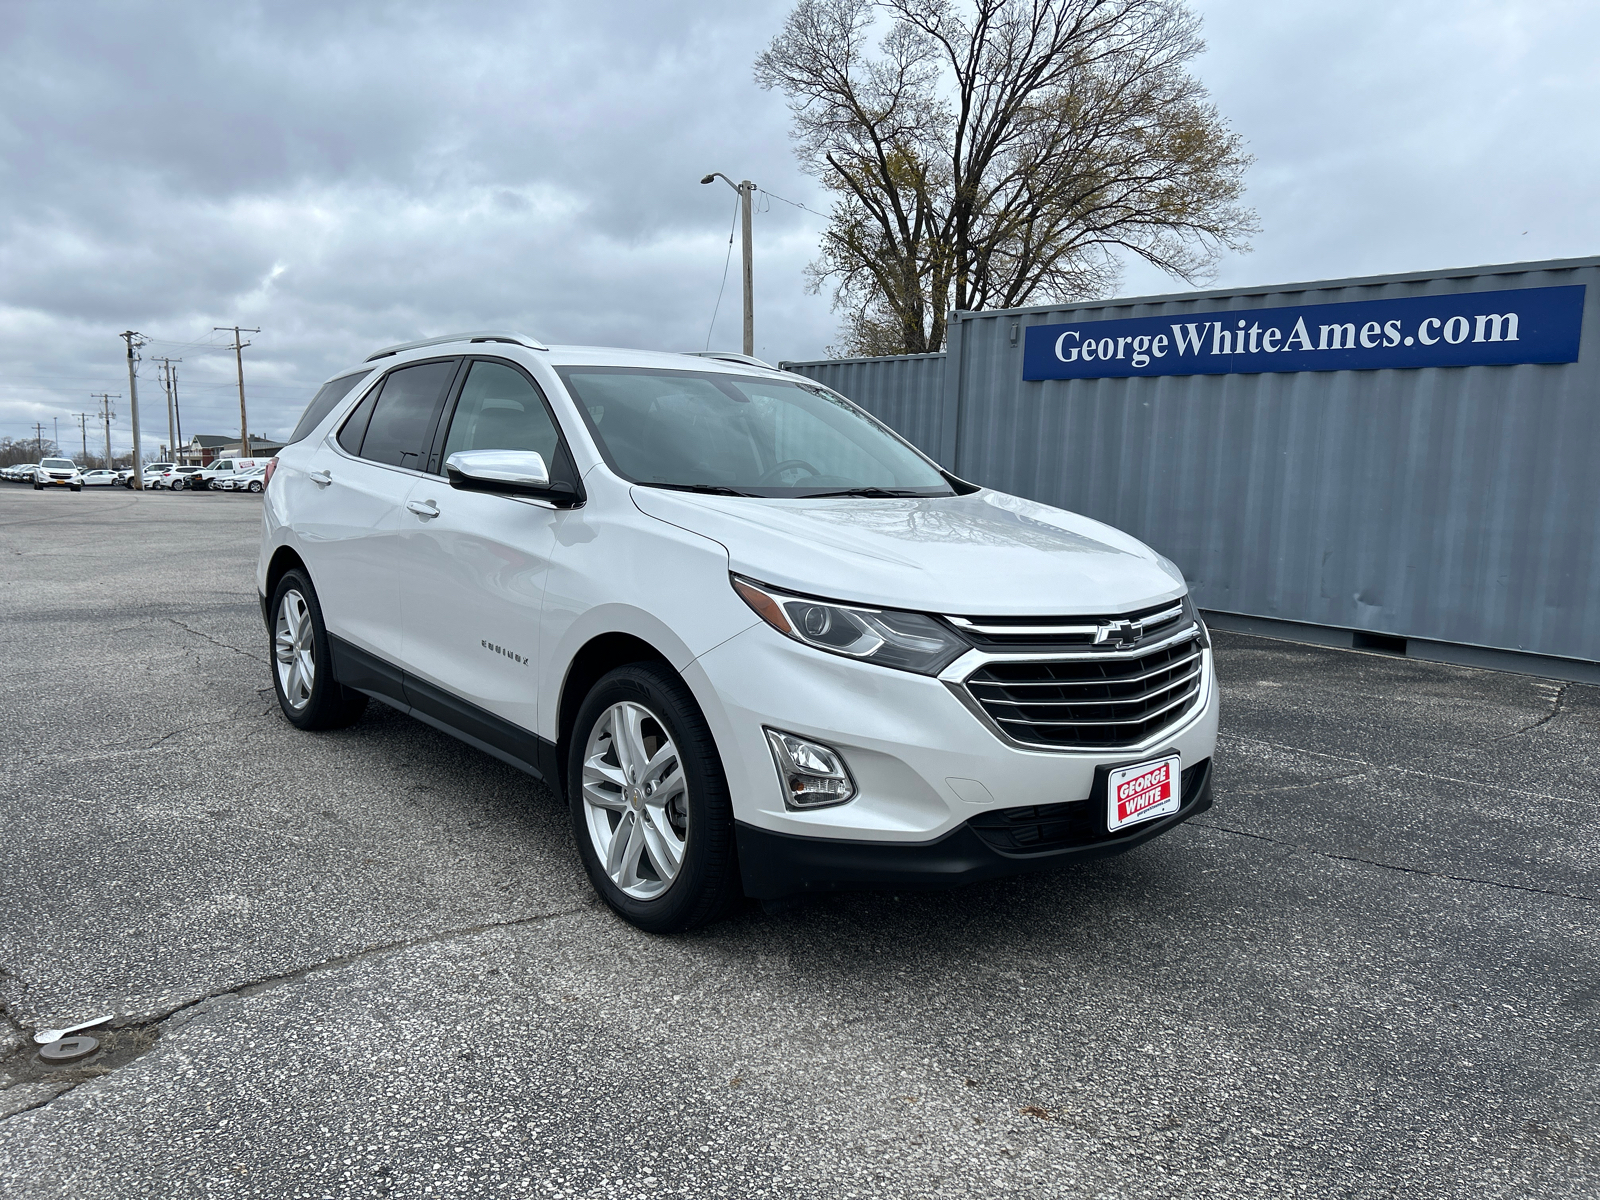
(323, 338, 807, 390)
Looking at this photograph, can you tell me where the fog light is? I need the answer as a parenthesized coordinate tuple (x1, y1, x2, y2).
(764, 729, 857, 810)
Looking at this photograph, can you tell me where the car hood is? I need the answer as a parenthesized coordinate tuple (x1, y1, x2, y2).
(629, 487, 1184, 616)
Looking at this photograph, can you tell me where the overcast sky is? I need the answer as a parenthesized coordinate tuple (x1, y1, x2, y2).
(2, 0, 1596, 455)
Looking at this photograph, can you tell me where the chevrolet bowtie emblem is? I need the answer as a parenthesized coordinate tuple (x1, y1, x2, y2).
(1094, 618, 1144, 649)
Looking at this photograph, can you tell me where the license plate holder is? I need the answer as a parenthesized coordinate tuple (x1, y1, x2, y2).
(1104, 753, 1182, 833)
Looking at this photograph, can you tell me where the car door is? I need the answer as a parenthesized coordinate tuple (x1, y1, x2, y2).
(395, 357, 575, 746)
(296, 357, 461, 669)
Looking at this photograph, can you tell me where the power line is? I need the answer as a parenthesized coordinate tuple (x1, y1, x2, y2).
(706, 193, 740, 351)
(758, 188, 830, 220)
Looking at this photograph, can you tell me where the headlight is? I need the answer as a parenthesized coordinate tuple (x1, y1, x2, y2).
(731, 575, 968, 675)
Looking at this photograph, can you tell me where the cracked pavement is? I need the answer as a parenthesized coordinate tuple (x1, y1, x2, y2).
(1, 485, 1597, 1198)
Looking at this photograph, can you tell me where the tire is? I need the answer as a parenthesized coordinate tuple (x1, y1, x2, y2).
(33, 482, 41, 490)
(248, 481, 262, 493)
(568, 663, 740, 933)
(268, 569, 368, 731)
(71, 485, 81, 492)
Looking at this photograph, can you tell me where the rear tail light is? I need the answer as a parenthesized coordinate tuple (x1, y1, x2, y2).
(263, 457, 278, 487)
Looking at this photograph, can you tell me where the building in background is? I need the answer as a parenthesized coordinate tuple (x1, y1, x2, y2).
(782, 255, 1597, 682)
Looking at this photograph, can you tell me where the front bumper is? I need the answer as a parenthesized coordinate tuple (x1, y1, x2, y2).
(736, 756, 1213, 899)
(686, 620, 1218, 845)
(39, 477, 77, 487)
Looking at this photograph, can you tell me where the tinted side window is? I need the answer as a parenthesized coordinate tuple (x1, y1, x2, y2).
(288, 371, 371, 445)
(337, 386, 381, 455)
(442, 361, 560, 463)
(354, 360, 458, 469)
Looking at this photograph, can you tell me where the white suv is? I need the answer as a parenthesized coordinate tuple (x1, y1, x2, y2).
(258, 331, 1217, 931)
(34, 458, 82, 491)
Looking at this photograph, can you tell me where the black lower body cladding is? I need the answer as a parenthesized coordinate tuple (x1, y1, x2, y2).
(734, 758, 1213, 900)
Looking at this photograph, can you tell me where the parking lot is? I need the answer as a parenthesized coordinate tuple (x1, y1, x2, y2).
(0, 485, 1595, 1198)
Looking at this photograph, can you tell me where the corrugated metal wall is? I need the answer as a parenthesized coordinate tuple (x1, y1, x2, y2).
(779, 351, 947, 457)
(783, 256, 1600, 666)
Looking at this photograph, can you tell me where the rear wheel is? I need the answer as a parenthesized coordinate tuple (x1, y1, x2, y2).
(248, 480, 262, 493)
(568, 663, 740, 933)
(269, 569, 368, 730)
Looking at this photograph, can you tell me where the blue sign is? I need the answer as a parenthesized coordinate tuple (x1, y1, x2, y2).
(1022, 285, 1585, 380)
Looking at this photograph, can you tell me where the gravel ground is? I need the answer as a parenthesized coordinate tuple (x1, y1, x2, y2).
(1, 484, 1596, 1199)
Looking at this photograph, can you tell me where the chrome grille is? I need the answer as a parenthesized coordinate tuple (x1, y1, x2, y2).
(947, 599, 1185, 650)
(963, 630, 1204, 750)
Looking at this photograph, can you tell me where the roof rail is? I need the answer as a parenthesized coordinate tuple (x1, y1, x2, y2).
(682, 351, 777, 370)
(364, 330, 549, 362)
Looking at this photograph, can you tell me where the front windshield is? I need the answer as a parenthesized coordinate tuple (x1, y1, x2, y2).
(41, 459, 74, 469)
(556, 366, 951, 497)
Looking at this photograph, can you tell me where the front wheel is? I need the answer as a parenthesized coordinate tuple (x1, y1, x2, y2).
(568, 663, 740, 933)
(269, 569, 368, 731)
(33, 482, 41, 490)
(248, 481, 262, 493)
(71, 485, 81, 492)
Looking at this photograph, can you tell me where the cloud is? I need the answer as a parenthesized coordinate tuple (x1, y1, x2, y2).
(1118, 0, 1600, 295)
(0, 0, 835, 448)
(2, 0, 1595, 452)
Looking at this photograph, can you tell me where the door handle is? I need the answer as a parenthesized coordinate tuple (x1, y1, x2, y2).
(308, 470, 332, 486)
(406, 499, 439, 519)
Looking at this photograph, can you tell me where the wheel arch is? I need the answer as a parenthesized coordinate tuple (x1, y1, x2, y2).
(555, 632, 674, 794)
(264, 545, 310, 626)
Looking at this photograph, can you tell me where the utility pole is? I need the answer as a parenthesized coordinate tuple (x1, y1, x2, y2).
(153, 357, 182, 466)
(701, 173, 756, 356)
(33, 423, 45, 458)
(170, 363, 183, 459)
(120, 332, 147, 487)
(53, 417, 59, 456)
(93, 393, 119, 467)
(76, 413, 90, 462)
(215, 326, 260, 458)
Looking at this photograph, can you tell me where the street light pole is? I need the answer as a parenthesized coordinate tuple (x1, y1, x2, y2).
(701, 172, 756, 357)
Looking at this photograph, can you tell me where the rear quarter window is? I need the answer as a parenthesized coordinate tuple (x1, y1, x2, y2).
(287, 371, 373, 446)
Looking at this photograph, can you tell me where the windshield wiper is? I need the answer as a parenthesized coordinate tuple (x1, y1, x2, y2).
(648, 482, 759, 497)
(798, 487, 933, 498)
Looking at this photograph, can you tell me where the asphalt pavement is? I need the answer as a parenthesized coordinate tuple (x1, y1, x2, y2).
(1, 484, 1596, 1199)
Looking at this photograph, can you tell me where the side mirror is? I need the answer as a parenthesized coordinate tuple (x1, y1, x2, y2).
(445, 450, 567, 501)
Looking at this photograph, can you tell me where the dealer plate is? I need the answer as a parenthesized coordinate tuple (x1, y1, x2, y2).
(1107, 754, 1181, 832)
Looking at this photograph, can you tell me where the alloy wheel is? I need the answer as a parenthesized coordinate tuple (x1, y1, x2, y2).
(580, 701, 689, 899)
(274, 589, 316, 710)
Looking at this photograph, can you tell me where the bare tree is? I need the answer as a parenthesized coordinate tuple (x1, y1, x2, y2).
(757, 0, 1257, 356)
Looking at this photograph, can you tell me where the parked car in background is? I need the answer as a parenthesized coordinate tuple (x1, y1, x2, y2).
(125, 463, 175, 488)
(195, 457, 266, 490)
(81, 470, 118, 487)
(34, 458, 82, 491)
(220, 465, 267, 493)
(4, 463, 38, 482)
(159, 466, 204, 490)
